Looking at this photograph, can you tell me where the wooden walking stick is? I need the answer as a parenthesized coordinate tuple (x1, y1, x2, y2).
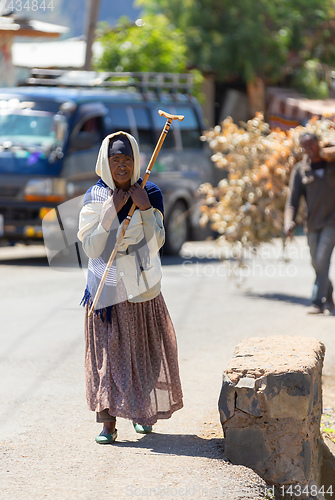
(88, 109, 184, 317)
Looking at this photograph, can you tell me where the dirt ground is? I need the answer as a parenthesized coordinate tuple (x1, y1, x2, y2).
(1, 239, 335, 500)
(321, 375, 335, 445)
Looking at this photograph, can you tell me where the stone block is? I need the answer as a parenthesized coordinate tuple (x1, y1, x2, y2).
(224, 427, 271, 469)
(256, 372, 312, 419)
(235, 377, 263, 417)
(218, 373, 235, 424)
(218, 336, 325, 487)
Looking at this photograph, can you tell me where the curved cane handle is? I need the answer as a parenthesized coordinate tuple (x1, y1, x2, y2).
(158, 109, 184, 121)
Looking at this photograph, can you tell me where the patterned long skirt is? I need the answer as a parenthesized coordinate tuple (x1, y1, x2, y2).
(84, 293, 183, 426)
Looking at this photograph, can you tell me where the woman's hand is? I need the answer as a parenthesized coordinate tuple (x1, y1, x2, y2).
(128, 183, 151, 211)
(101, 188, 129, 231)
(112, 188, 130, 213)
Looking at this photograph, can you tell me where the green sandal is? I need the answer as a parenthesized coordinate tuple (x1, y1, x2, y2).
(95, 429, 118, 444)
(132, 422, 153, 434)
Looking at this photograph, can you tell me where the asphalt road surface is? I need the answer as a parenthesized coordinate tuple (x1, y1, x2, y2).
(0, 237, 334, 499)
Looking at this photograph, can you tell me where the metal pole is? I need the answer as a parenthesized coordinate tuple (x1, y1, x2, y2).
(84, 0, 101, 71)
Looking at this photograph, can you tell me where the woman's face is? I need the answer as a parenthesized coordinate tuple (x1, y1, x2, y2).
(108, 154, 134, 189)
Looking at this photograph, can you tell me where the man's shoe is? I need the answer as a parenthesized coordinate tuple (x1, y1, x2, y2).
(95, 429, 117, 444)
(132, 422, 153, 434)
(306, 305, 323, 315)
(324, 302, 335, 315)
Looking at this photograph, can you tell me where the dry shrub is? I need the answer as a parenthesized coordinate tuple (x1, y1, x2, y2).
(200, 113, 335, 249)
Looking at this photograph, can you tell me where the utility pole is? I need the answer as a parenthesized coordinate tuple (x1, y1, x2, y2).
(83, 0, 101, 71)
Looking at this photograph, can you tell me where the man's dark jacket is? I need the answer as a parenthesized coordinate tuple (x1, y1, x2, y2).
(284, 157, 335, 233)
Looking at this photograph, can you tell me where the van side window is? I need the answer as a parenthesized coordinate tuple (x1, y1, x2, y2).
(106, 105, 133, 136)
(70, 115, 103, 151)
(79, 116, 103, 144)
(153, 105, 177, 150)
(174, 107, 202, 149)
(133, 106, 154, 151)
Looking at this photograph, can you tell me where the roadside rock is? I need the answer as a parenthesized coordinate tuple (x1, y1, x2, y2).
(219, 336, 325, 487)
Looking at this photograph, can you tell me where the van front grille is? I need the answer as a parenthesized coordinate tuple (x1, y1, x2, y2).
(0, 206, 40, 222)
(0, 186, 20, 198)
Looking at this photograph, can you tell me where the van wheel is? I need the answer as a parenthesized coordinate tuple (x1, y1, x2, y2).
(164, 201, 189, 255)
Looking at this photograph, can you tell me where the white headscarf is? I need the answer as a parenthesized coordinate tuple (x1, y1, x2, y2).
(77, 131, 142, 243)
(95, 131, 141, 189)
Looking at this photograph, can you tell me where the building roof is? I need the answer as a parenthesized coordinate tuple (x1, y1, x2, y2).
(13, 39, 102, 68)
(267, 87, 335, 130)
(0, 14, 68, 37)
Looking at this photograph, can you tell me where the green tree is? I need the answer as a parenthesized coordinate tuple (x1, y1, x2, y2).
(94, 14, 188, 73)
(137, 0, 335, 97)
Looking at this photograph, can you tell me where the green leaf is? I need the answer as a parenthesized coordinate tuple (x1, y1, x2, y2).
(138, 0, 335, 89)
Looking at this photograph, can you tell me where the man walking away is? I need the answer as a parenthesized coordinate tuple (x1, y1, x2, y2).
(285, 133, 335, 314)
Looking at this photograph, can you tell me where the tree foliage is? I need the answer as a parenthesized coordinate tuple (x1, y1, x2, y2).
(137, 0, 335, 97)
(200, 114, 335, 248)
(94, 14, 188, 73)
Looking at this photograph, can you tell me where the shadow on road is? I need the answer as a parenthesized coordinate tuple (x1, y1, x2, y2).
(115, 432, 226, 460)
(0, 249, 221, 268)
(0, 254, 220, 268)
(161, 255, 220, 266)
(0, 256, 49, 266)
(245, 292, 310, 307)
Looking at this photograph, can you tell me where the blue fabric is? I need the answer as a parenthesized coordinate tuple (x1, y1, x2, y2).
(93, 178, 164, 221)
(108, 134, 133, 159)
(83, 183, 108, 205)
(80, 285, 113, 323)
(311, 160, 327, 171)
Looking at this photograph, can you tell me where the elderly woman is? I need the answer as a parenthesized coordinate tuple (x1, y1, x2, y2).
(77, 132, 183, 444)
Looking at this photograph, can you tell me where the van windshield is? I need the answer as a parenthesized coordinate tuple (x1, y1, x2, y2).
(0, 109, 56, 148)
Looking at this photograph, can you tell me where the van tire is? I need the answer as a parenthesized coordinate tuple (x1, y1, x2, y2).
(164, 200, 189, 255)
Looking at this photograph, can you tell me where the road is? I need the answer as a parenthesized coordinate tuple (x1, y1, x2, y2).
(0, 237, 334, 499)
